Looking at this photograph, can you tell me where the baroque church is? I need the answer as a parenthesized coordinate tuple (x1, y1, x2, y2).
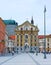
(15, 17, 39, 52)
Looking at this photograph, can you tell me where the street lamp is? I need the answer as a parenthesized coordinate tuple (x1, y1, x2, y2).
(44, 5, 46, 59)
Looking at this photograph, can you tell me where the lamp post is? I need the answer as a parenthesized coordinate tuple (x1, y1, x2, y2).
(44, 5, 46, 59)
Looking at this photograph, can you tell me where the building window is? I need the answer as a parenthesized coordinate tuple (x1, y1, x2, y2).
(35, 44, 36, 46)
(48, 43, 49, 46)
(21, 28, 23, 30)
(20, 35, 22, 39)
(35, 35, 36, 38)
(24, 25, 29, 30)
(20, 44, 22, 46)
(31, 44, 32, 46)
(35, 39, 36, 42)
(48, 46, 49, 52)
(48, 47, 49, 48)
(47, 38, 49, 42)
(17, 44, 19, 46)
(31, 28, 33, 30)
(25, 35, 28, 39)
(48, 49, 49, 52)
(21, 40, 22, 42)
(26, 28, 28, 30)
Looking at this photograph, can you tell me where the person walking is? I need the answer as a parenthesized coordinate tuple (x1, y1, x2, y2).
(12, 51, 14, 55)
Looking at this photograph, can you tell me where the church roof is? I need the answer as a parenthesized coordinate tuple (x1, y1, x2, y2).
(18, 20, 35, 27)
(3, 20, 18, 25)
(17, 20, 39, 31)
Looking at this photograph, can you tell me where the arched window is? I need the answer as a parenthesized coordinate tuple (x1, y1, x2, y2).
(25, 35, 28, 38)
(25, 35, 28, 43)
(31, 28, 33, 30)
(20, 44, 22, 46)
(21, 28, 23, 30)
(24, 25, 29, 30)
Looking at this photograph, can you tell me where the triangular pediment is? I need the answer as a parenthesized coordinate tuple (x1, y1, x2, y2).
(17, 20, 39, 31)
(18, 21, 35, 27)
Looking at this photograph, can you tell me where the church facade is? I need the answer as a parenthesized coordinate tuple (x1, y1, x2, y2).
(15, 19, 39, 52)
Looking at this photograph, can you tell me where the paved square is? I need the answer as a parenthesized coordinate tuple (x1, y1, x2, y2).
(0, 53, 51, 65)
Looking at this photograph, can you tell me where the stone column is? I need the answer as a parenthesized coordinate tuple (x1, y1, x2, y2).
(19, 34, 20, 51)
(28, 34, 30, 46)
(15, 34, 17, 47)
(19, 34, 20, 47)
(22, 34, 25, 52)
(22, 34, 25, 46)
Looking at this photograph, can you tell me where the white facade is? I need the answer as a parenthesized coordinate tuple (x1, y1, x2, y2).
(39, 35, 51, 52)
(8, 40, 14, 47)
(18, 21, 37, 31)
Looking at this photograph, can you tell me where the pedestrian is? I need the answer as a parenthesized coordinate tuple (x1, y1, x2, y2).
(12, 51, 14, 55)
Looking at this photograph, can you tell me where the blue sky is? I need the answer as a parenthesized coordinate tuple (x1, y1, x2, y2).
(0, 0, 51, 35)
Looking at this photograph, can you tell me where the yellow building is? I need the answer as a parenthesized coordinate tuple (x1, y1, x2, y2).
(46, 35, 51, 52)
(15, 19, 39, 52)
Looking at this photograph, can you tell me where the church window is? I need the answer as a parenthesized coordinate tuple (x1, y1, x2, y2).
(31, 28, 33, 30)
(24, 25, 29, 30)
(21, 28, 23, 30)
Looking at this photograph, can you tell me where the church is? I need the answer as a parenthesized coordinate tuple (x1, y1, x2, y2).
(15, 17, 39, 52)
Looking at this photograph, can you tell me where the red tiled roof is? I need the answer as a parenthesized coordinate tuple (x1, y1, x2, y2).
(38, 34, 51, 39)
(38, 35, 44, 39)
(9, 35, 15, 40)
(46, 34, 51, 38)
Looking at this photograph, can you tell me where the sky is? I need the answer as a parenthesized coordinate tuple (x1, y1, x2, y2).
(0, 0, 51, 35)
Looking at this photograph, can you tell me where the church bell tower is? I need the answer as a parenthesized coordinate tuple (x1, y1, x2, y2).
(31, 16, 34, 25)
